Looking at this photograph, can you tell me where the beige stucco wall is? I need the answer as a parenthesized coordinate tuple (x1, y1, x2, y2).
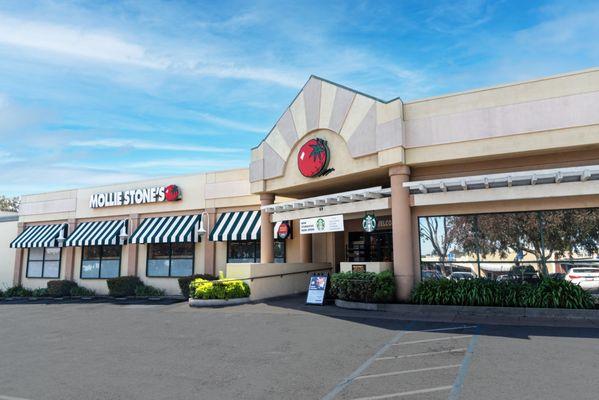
(0, 219, 17, 289)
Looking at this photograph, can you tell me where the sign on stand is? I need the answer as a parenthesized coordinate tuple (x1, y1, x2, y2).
(306, 274, 328, 305)
(300, 215, 344, 234)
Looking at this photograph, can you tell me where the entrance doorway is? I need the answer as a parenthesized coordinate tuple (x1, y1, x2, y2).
(346, 230, 393, 262)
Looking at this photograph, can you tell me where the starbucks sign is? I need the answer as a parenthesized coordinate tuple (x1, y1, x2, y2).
(300, 215, 344, 234)
(362, 213, 377, 233)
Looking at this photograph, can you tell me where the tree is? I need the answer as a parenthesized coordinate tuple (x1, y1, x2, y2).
(0, 195, 20, 212)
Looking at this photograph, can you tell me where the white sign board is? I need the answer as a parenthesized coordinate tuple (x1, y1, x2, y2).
(300, 215, 344, 234)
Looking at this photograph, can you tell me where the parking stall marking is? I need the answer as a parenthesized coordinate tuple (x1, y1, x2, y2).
(355, 364, 461, 380)
(375, 348, 468, 361)
(391, 335, 473, 346)
(348, 385, 454, 400)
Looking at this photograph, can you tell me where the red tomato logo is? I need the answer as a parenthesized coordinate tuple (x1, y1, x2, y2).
(297, 138, 334, 177)
(165, 185, 181, 201)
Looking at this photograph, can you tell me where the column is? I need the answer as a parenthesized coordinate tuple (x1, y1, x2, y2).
(260, 193, 275, 263)
(63, 219, 77, 280)
(203, 208, 216, 276)
(127, 213, 140, 276)
(12, 223, 24, 286)
(389, 165, 414, 301)
(299, 231, 312, 263)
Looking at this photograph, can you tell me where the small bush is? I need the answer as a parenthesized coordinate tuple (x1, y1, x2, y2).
(31, 288, 49, 297)
(69, 286, 96, 297)
(134, 285, 166, 297)
(330, 270, 396, 303)
(410, 278, 594, 309)
(191, 279, 250, 300)
(4, 286, 33, 297)
(106, 276, 143, 297)
(178, 274, 217, 298)
(0, 289, 3, 297)
(47, 280, 79, 297)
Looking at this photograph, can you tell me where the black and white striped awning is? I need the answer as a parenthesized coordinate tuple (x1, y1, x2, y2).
(10, 223, 68, 248)
(209, 211, 261, 241)
(65, 220, 128, 247)
(129, 215, 201, 244)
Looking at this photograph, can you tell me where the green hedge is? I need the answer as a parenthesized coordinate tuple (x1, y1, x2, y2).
(134, 285, 166, 297)
(106, 276, 143, 297)
(4, 286, 33, 297)
(69, 286, 96, 297)
(47, 280, 79, 297)
(178, 274, 217, 298)
(191, 278, 250, 300)
(330, 270, 396, 303)
(411, 278, 595, 309)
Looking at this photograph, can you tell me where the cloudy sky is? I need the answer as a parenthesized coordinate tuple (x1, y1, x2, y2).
(0, 0, 598, 196)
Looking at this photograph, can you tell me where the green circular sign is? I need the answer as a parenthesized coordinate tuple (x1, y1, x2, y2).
(362, 214, 377, 233)
(316, 218, 326, 231)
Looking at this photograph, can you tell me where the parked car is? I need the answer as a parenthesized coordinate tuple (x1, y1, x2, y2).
(449, 272, 476, 281)
(565, 267, 599, 291)
(422, 270, 446, 280)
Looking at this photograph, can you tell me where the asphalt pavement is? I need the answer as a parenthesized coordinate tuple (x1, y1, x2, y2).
(0, 296, 598, 400)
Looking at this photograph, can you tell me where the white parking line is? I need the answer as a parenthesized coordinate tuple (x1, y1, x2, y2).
(409, 325, 477, 333)
(355, 364, 461, 380)
(392, 335, 473, 345)
(0, 395, 34, 400)
(349, 385, 453, 400)
(376, 348, 467, 361)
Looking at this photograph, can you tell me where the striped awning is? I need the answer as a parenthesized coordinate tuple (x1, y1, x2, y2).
(65, 220, 128, 247)
(209, 211, 261, 241)
(10, 223, 68, 248)
(129, 215, 201, 244)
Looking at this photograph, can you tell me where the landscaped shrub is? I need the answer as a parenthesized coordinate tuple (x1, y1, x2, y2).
(178, 274, 217, 298)
(0, 289, 3, 297)
(69, 286, 96, 297)
(330, 270, 396, 303)
(31, 288, 49, 297)
(134, 285, 166, 297)
(4, 286, 33, 297)
(410, 277, 594, 309)
(106, 276, 143, 297)
(191, 278, 250, 300)
(47, 280, 79, 297)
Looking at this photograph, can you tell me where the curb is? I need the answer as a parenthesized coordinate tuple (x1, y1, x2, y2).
(189, 297, 251, 307)
(334, 299, 599, 328)
(0, 296, 186, 305)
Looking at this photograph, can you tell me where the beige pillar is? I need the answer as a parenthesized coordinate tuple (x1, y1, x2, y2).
(63, 219, 77, 280)
(203, 208, 216, 276)
(389, 165, 414, 301)
(12, 223, 24, 286)
(127, 214, 140, 276)
(260, 193, 275, 263)
(299, 232, 312, 263)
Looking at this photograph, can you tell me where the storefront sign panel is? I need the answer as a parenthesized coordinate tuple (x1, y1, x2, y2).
(306, 275, 328, 305)
(89, 184, 182, 208)
(300, 214, 344, 234)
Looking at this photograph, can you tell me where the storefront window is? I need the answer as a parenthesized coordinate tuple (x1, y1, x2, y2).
(81, 245, 121, 279)
(418, 208, 599, 281)
(347, 231, 393, 262)
(227, 240, 285, 263)
(27, 247, 61, 278)
(147, 243, 194, 277)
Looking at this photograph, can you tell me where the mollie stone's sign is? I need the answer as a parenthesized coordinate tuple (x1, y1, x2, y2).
(89, 184, 181, 209)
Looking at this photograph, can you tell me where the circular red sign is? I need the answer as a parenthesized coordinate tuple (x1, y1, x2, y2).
(165, 184, 181, 201)
(277, 222, 290, 239)
(297, 138, 333, 177)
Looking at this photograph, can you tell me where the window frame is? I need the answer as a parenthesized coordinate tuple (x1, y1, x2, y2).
(226, 240, 286, 263)
(26, 247, 62, 279)
(146, 242, 195, 278)
(80, 245, 122, 280)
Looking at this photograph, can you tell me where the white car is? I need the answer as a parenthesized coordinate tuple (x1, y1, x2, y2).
(565, 268, 599, 291)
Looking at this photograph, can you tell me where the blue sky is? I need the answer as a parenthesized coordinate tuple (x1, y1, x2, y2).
(0, 0, 598, 196)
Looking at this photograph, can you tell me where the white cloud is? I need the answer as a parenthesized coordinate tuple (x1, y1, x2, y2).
(68, 138, 245, 153)
(193, 112, 267, 134)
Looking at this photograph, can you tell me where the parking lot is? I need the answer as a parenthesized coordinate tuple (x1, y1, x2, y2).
(1, 297, 598, 400)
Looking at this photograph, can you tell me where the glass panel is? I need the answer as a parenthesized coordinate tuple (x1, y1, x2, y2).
(170, 259, 193, 277)
(149, 244, 170, 259)
(147, 259, 169, 276)
(27, 261, 43, 277)
(44, 247, 61, 261)
(100, 260, 120, 278)
(83, 246, 101, 260)
(171, 242, 194, 258)
(274, 241, 285, 263)
(81, 260, 100, 278)
(29, 248, 44, 261)
(43, 261, 60, 278)
(228, 241, 257, 263)
(102, 245, 121, 259)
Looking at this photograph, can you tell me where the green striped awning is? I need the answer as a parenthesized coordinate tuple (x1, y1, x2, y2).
(209, 211, 261, 241)
(10, 223, 68, 248)
(129, 215, 201, 244)
(65, 220, 128, 247)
